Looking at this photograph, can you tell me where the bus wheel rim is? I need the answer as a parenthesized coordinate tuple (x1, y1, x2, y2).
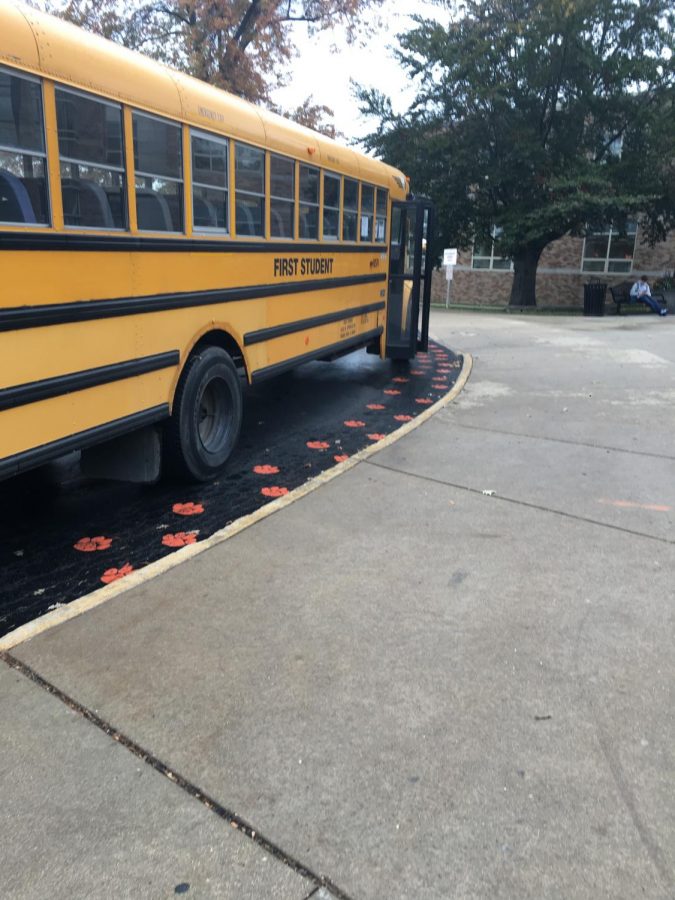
(198, 377, 231, 452)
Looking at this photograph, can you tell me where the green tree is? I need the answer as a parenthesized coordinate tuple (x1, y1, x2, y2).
(359, 0, 675, 306)
(43, 0, 381, 108)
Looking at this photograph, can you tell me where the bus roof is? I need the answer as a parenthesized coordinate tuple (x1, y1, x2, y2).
(0, 1, 407, 193)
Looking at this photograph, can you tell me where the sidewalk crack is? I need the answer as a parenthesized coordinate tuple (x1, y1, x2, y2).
(452, 422, 675, 461)
(365, 460, 675, 546)
(0, 652, 354, 900)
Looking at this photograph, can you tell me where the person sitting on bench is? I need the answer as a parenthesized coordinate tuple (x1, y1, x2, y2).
(630, 276, 668, 316)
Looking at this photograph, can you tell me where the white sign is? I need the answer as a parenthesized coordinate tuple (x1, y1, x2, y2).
(443, 248, 457, 266)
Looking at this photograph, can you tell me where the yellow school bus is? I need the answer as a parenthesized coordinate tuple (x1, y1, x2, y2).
(0, 2, 433, 482)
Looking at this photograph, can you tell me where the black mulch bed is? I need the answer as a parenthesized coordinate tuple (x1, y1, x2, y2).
(0, 341, 462, 637)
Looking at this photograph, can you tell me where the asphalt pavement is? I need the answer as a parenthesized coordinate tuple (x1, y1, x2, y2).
(2, 310, 674, 899)
(0, 343, 461, 635)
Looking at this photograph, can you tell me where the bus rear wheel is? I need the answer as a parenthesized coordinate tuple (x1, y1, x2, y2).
(165, 346, 243, 482)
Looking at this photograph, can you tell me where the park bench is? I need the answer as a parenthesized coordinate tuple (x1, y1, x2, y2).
(609, 281, 666, 315)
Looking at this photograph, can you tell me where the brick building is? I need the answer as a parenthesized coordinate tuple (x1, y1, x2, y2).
(432, 226, 675, 310)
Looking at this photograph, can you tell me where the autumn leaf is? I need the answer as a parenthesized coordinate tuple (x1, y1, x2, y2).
(173, 502, 204, 516)
(261, 486, 289, 498)
(74, 536, 112, 552)
(101, 563, 133, 584)
(162, 532, 198, 548)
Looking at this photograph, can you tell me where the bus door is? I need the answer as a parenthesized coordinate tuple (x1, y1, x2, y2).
(386, 198, 434, 359)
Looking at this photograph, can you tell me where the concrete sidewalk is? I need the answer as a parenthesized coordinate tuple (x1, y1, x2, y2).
(2, 311, 674, 899)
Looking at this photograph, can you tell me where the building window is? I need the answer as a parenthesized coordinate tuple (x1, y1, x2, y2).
(471, 226, 511, 270)
(582, 223, 637, 273)
(270, 154, 294, 238)
(133, 112, 183, 232)
(299, 164, 319, 239)
(0, 68, 49, 225)
(342, 178, 358, 241)
(235, 143, 265, 237)
(323, 172, 340, 241)
(191, 131, 228, 232)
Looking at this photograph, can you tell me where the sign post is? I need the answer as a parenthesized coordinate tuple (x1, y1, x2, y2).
(442, 249, 457, 307)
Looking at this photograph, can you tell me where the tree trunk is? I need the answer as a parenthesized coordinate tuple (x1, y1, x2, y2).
(509, 245, 545, 307)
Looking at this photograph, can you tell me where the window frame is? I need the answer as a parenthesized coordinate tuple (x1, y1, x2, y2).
(374, 188, 388, 243)
(132, 108, 185, 234)
(581, 223, 637, 274)
(269, 151, 296, 240)
(0, 65, 51, 228)
(342, 176, 359, 243)
(190, 127, 229, 235)
(359, 182, 375, 243)
(234, 140, 266, 239)
(322, 170, 341, 242)
(298, 163, 320, 241)
(56, 85, 128, 232)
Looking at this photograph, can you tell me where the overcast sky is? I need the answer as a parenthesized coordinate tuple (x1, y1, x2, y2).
(272, 1, 445, 146)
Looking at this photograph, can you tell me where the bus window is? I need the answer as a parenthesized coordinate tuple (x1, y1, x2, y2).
(375, 189, 388, 242)
(360, 184, 374, 242)
(133, 112, 183, 232)
(270, 154, 294, 238)
(235, 143, 265, 237)
(299, 164, 319, 239)
(0, 68, 49, 225)
(56, 88, 125, 229)
(191, 131, 228, 232)
(342, 178, 358, 241)
(323, 172, 340, 241)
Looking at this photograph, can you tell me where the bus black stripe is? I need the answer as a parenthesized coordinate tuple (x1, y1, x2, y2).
(0, 232, 386, 254)
(0, 274, 387, 333)
(0, 351, 179, 412)
(0, 405, 169, 480)
(243, 302, 385, 346)
(251, 328, 384, 383)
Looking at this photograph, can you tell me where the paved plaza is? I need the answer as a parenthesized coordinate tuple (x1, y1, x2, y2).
(2, 310, 674, 899)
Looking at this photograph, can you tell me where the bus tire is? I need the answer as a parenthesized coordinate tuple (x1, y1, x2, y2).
(165, 346, 242, 482)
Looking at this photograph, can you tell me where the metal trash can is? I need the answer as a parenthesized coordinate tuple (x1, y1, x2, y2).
(583, 283, 607, 316)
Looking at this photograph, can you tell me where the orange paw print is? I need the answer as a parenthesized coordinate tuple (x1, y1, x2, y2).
(306, 440, 330, 450)
(173, 502, 204, 516)
(392, 377, 409, 383)
(415, 398, 433, 405)
(383, 389, 401, 396)
(253, 464, 280, 474)
(74, 536, 112, 553)
(344, 420, 365, 428)
(101, 563, 133, 584)
(367, 433, 386, 441)
(262, 486, 289, 498)
(366, 404, 385, 410)
(162, 532, 198, 548)
(394, 414, 413, 422)
(334, 453, 349, 462)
